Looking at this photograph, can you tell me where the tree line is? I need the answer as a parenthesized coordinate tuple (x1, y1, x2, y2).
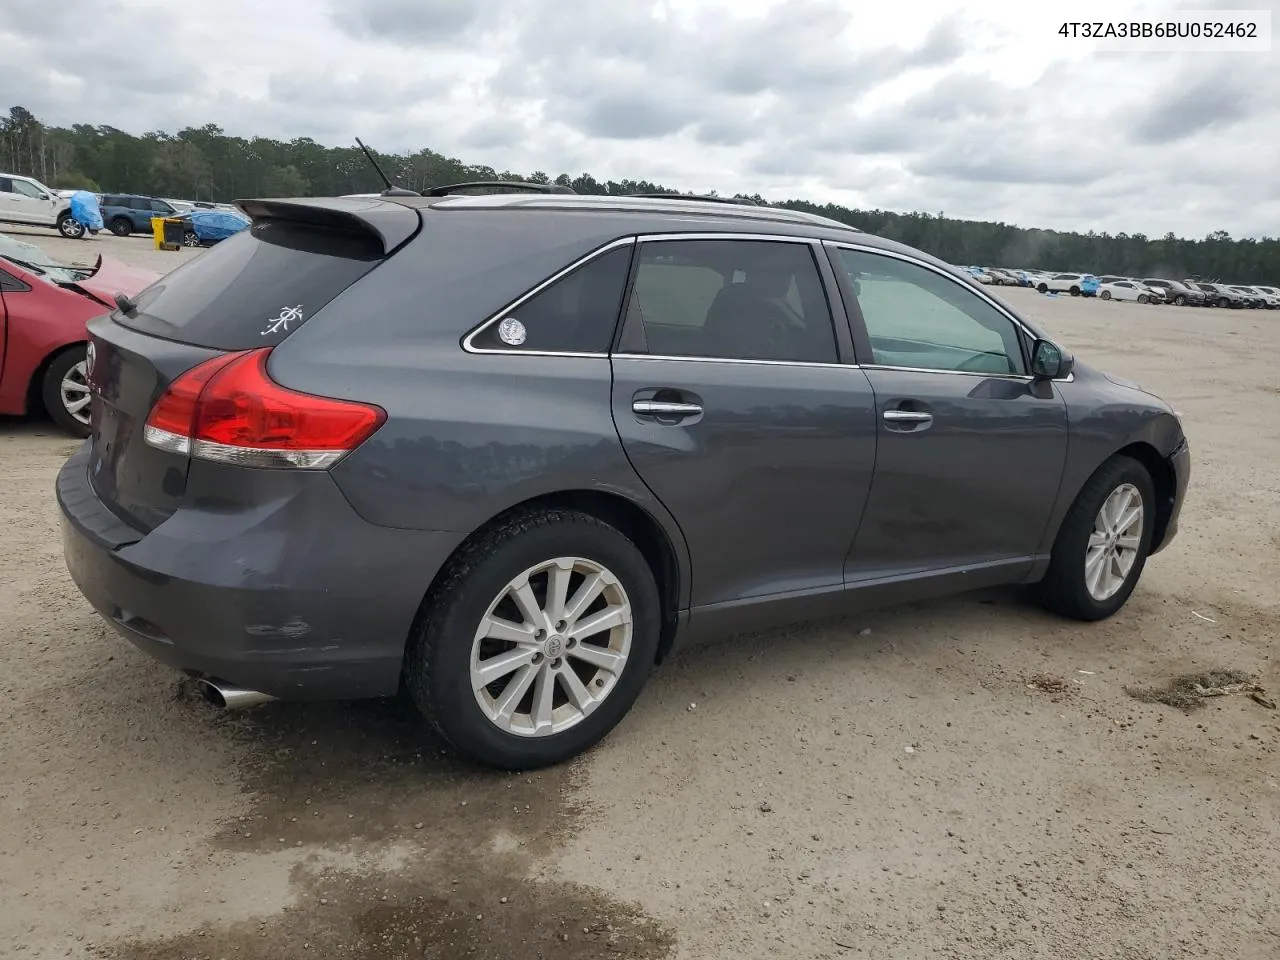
(3, 105, 1276, 283)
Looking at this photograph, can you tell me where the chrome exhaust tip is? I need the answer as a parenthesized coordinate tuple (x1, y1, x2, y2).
(197, 678, 277, 709)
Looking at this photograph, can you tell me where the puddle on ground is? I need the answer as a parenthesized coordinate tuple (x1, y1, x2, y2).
(95, 689, 673, 960)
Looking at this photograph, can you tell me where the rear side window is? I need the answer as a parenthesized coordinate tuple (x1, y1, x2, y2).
(468, 244, 632, 354)
(118, 219, 383, 350)
(618, 239, 837, 363)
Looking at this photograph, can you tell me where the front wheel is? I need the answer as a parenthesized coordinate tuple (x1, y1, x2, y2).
(41, 346, 92, 437)
(1069, 286, 1081, 297)
(183, 230, 202, 247)
(108, 217, 132, 237)
(404, 509, 661, 770)
(1037, 283, 1048, 293)
(57, 214, 86, 239)
(1137, 294, 1149, 304)
(1174, 295, 1187, 306)
(1035, 456, 1155, 621)
(1100, 290, 1112, 300)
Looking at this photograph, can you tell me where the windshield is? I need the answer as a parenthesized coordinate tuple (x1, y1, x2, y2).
(0, 233, 91, 284)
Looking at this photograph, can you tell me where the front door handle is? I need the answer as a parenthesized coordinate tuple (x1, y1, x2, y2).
(633, 399, 703, 418)
(882, 410, 932, 424)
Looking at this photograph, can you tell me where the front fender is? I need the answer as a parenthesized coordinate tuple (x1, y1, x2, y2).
(1035, 365, 1185, 557)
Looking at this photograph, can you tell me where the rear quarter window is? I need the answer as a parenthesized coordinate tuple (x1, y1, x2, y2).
(466, 243, 633, 354)
(117, 219, 384, 350)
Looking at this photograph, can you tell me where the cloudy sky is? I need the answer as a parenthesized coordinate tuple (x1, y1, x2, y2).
(2, 0, 1277, 238)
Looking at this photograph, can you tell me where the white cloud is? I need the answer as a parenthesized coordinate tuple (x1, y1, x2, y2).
(1, 0, 1277, 237)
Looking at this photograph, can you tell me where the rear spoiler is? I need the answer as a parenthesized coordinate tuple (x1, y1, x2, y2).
(233, 197, 420, 256)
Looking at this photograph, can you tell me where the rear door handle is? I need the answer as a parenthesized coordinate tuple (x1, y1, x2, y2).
(633, 400, 703, 418)
(882, 410, 932, 424)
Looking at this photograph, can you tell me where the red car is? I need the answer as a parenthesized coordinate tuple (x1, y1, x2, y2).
(0, 235, 158, 435)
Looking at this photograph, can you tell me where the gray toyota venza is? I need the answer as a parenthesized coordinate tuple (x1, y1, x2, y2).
(58, 189, 1190, 769)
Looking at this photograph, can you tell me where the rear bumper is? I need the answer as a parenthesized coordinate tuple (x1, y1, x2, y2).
(57, 443, 462, 700)
(1152, 438, 1191, 555)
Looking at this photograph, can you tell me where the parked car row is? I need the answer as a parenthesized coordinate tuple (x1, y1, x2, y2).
(965, 262, 1280, 309)
(2, 174, 248, 246)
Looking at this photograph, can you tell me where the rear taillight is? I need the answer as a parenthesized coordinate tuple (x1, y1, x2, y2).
(143, 348, 385, 469)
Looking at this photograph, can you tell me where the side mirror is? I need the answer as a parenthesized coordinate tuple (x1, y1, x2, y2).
(1031, 339, 1074, 380)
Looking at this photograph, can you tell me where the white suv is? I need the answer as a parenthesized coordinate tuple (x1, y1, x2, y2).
(0, 173, 83, 238)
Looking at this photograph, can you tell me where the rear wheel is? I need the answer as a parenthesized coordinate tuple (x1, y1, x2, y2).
(1037, 283, 1048, 293)
(1174, 295, 1186, 306)
(1035, 456, 1154, 621)
(41, 346, 92, 437)
(404, 508, 660, 770)
(1100, 290, 1112, 300)
(109, 217, 132, 237)
(57, 213, 85, 239)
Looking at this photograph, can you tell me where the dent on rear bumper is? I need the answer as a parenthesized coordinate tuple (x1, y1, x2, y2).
(57, 446, 463, 700)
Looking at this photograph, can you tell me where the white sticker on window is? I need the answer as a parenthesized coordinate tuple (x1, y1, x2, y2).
(497, 317, 527, 345)
(262, 304, 303, 337)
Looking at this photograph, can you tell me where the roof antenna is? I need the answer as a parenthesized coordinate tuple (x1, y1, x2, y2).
(354, 138, 420, 197)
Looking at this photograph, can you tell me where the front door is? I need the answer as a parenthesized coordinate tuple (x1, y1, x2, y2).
(9, 178, 56, 225)
(610, 236, 878, 611)
(828, 244, 1068, 581)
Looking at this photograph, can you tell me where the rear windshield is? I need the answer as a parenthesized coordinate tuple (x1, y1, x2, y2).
(116, 219, 384, 350)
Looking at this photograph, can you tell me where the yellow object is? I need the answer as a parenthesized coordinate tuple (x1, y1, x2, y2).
(152, 216, 182, 251)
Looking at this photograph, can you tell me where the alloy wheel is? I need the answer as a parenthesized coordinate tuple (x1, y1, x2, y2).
(60, 359, 92, 426)
(1085, 483, 1143, 602)
(470, 557, 633, 737)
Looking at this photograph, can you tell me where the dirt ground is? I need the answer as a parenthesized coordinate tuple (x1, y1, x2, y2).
(2, 226, 1278, 960)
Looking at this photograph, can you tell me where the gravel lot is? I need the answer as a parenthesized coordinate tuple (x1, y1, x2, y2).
(3, 227, 1278, 959)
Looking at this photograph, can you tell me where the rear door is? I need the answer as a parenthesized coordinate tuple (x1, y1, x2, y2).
(610, 235, 877, 610)
(828, 244, 1068, 581)
(0, 177, 36, 224)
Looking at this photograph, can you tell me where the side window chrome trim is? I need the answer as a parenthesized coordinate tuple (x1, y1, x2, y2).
(461, 236, 637, 356)
(612, 353, 852, 369)
(865, 364, 1075, 384)
(636, 232, 820, 245)
(824, 240, 1074, 382)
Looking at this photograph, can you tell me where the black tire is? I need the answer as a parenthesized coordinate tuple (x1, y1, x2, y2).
(1069, 286, 1080, 297)
(40, 346, 92, 438)
(1137, 294, 1148, 304)
(404, 508, 661, 770)
(1037, 283, 1048, 293)
(183, 230, 203, 248)
(1100, 290, 1111, 300)
(1035, 455, 1155, 622)
(108, 217, 132, 237)
(1174, 295, 1186, 306)
(57, 213, 85, 239)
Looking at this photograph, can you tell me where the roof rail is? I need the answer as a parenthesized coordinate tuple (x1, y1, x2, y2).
(628, 192, 759, 206)
(426, 180, 577, 197)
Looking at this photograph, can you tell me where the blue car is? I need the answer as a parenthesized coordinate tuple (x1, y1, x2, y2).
(177, 209, 250, 247)
(100, 194, 182, 236)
